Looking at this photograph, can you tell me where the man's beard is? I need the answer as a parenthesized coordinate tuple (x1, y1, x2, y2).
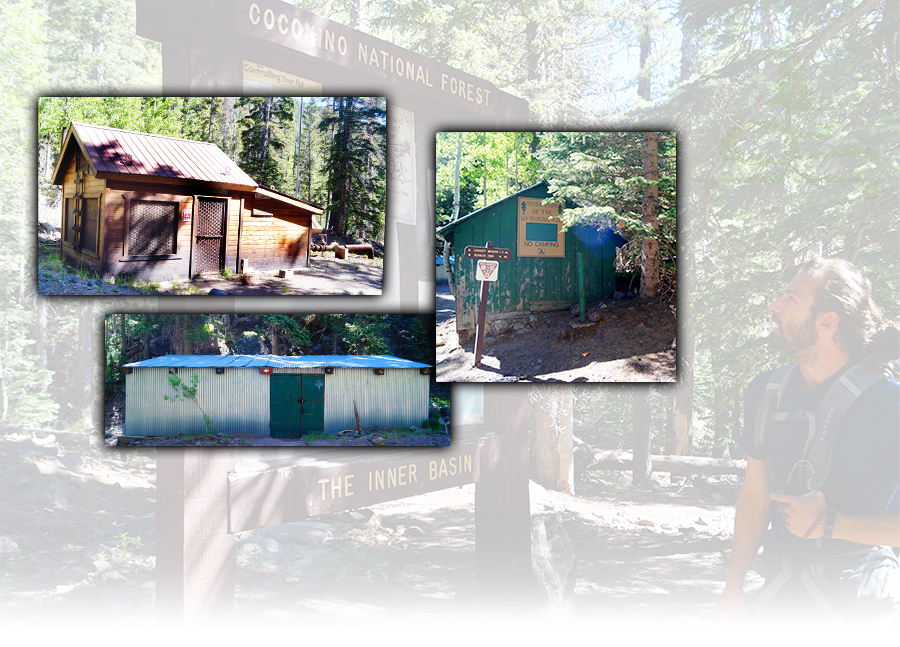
(768, 313, 818, 358)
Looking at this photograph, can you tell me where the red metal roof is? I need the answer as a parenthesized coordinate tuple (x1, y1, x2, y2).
(57, 122, 258, 188)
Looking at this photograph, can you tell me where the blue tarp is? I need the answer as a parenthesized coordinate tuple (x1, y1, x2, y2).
(124, 354, 431, 369)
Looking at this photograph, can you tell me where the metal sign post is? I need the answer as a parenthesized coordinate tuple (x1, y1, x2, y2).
(467, 241, 510, 366)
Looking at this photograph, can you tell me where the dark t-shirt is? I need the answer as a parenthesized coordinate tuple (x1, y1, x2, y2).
(740, 363, 900, 562)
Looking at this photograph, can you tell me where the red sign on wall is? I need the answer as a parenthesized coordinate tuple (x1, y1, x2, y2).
(182, 208, 192, 222)
(260, 367, 273, 374)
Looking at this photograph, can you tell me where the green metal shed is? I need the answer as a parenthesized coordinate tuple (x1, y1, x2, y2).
(437, 181, 618, 333)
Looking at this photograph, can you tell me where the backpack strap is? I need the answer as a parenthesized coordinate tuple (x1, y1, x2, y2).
(753, 362, 885, 492)
(807, 363, 885, 490)
(753, 363, 798, 461)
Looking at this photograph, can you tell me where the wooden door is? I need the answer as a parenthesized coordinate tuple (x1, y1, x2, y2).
(194, 196, 227, 273)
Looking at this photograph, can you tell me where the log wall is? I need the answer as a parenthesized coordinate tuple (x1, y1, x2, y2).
(242, 197, 310, 272)
(57, 160, 311, 280)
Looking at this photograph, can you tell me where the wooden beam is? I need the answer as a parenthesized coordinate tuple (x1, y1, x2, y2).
(476, 388, 533, 600)
(156, 449, 235, 622)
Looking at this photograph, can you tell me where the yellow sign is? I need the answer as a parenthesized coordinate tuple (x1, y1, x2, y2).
(242, 60, 323, 93)
(517, 197, 565, 258)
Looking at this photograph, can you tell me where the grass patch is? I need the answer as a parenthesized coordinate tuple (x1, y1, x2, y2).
(42, 251, 68, 274)
(300, 433, 336, 441)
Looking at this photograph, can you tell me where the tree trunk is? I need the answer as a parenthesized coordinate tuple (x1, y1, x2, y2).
(640, 131, 660, 298)
(268, 324, 279, 356)
(531, 386, 574, 494)
(631, 387, 652, 485)
(120, 314, 128, 370)
(260, 97, 273, 169)
(295, 97, 303, 197)
(443, 132, 463, 298)
(675, 330, 694, 455)
(665, 387, 676, 454)
(638, 17, 652, 101)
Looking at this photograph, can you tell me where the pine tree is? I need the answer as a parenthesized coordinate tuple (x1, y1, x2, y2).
(237, 97, 296, 192)
(319, 97, 386, 238)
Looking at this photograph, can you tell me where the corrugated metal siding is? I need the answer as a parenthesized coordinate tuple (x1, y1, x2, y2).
(125, 368, 269, 436)
(324, 368, 429, 433)
(125, 364, 428, 436)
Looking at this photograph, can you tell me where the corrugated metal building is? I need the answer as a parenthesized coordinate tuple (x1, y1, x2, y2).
(122, 354, 432, 437)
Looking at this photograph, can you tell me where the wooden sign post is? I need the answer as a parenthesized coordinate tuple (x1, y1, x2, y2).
(464, 242, 511, 366)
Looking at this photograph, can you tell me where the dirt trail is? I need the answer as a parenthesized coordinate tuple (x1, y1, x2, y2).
(0, 429, 744, 624)
(436, 284, 676, 382)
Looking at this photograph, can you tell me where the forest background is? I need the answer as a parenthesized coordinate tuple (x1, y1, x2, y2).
(38, 95, 387, 241)
(0, 0, 896, 636)
(103, 313, 435, 398)
(1, 0, 896, 459)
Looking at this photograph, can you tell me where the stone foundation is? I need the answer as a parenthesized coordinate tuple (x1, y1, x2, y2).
(456, 311, 541, 349)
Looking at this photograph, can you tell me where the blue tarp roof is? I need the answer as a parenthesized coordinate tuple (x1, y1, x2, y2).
(124, 354, 431, 369)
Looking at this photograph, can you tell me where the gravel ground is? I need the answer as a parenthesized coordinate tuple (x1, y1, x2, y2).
(37, 221, 382, 297)
(436, 283, 676, 382)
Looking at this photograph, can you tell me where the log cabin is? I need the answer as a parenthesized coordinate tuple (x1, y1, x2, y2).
(51, 122, 324, 281)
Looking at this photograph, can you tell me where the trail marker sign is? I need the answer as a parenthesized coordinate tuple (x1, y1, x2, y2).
(476, 260, 499, 282)
(471, 241, 509, 366)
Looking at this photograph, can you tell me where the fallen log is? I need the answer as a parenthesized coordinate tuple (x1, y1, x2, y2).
(588, 450, 746, 476)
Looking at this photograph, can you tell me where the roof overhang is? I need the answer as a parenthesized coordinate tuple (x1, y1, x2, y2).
(254, 187, 324, 215)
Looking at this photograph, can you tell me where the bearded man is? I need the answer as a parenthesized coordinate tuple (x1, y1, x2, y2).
(721, 257, 900, 621)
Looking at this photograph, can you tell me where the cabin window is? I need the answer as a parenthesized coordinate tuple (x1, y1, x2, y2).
(127, 199, 177, 256)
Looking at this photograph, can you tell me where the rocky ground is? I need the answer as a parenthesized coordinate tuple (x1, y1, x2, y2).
(0, 426, 750, 627)
(436, 283, 676, 382)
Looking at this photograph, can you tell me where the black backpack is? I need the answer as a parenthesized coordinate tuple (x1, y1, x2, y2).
(752, 362, 885, 494)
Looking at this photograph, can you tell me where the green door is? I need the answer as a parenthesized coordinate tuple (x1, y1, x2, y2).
(300, 374, 325, 434)
(269, 374, 325, 437)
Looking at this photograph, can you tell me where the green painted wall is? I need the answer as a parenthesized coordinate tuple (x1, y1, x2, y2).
(440, 183, 615, 331)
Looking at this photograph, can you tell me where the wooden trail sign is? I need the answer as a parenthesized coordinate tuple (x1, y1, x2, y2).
(464, 245, 511, 261)
(155, 389, 532, 621)
(227, 435, 508, 531)
(472, 241, 509, 366)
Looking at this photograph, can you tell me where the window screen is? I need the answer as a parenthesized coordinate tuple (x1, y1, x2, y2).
(82, 197, 100, 253)
(64, 198, 76, 244)
(128, 200, 176, 256)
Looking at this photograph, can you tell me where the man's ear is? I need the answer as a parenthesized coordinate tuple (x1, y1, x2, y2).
(816, 311, 840, 332)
